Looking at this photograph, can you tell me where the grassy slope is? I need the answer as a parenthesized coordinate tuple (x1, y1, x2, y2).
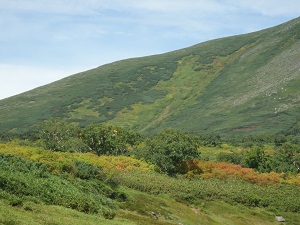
(0, 194, 289, 225)
(0, 17, 300, 135)
(0, 199, 134, 225)
(0, 142, 300, 225)
(170, 18, 300, 134)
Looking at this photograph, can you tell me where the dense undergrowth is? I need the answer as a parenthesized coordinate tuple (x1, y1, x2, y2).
(0, 141, 299, 217)
(0, 153, 119, 219)
(118, 170, 300, 213)
(0, 123, 300, 224)
(0, 142, 151, 174)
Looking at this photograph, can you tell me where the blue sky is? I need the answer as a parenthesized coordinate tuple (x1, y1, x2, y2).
(0, 0, 299, 100)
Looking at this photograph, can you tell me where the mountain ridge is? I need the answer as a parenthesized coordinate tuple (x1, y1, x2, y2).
(1, 17, 300, 135)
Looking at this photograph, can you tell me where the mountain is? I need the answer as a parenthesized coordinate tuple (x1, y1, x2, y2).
(1, 17, 300, 135)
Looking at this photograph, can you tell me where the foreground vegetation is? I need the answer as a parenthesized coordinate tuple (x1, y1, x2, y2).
(0, 120, 300, 224)
(1, 142, 300, 224)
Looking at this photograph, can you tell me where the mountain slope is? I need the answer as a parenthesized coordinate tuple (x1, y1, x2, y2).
(1, 17, 300, 134)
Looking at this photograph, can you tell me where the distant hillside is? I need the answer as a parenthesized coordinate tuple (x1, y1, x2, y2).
(1, 17, 300, 134)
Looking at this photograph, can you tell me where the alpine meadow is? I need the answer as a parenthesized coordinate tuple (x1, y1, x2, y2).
(0, 17, 300, 225)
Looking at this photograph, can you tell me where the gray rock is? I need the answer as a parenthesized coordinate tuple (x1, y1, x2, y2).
(275, 216, 286, 222)
(151, 211, 158, 220)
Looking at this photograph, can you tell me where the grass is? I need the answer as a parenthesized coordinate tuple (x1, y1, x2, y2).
(0, 199, 133, 225)
(200, 145, 241, 161)
(1, 193, 295, 225)
(117, 187, 282, 225)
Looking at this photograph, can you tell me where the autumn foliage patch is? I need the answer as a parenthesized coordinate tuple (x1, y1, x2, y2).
(178, 160, 300, 186)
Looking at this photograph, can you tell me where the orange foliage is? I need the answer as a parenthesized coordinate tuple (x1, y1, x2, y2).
(181, 160, 288, 186)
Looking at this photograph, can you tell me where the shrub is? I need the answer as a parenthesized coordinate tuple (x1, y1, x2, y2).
(39, 118, 88, 152)
(0, 154, 117, 216)
(216, 152, 243, 164)
(242, 146, 270, 171)
(82, 124, 141, 156)
(118, 170, 300, 213)
(72, 160, 102, 180)
(136, 129, 200, 174)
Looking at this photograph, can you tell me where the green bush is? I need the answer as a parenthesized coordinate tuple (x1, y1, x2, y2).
(82, 124, 141, 156)
(242, 146, 269, 170)
(0, 153, 50, 178)
(73, 160, 102, 180)
(0, 154, 117, 217)
(39, 118, 89, 152)
(136, 129, 200, 174)
(216, 152, 243, 164)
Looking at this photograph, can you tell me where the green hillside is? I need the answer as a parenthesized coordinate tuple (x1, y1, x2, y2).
(1, 17, 300, 134)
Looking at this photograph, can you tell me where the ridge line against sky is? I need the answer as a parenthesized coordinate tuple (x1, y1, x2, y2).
(0, 0, 300, 100)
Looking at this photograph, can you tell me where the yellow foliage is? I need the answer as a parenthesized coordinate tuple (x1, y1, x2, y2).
(0, 142, 152, 174)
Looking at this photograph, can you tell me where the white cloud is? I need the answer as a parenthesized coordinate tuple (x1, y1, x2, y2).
(3, 0, 299, 17)
(114, 0, 228, 13)
(233, 0, 300, 17)
(1, 0, 298, 41)
(0, 0, 299, 99)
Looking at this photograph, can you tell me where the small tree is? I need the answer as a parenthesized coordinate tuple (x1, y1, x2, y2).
(39, 118, 87, 152)
(268, 142, 300, 173)
(82, 124, 140, 156)
(242, 146, 271, 172)
(137, 129, 200, 174)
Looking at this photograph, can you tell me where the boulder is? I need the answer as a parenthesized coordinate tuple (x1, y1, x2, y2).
(275, 216, 286, 222)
